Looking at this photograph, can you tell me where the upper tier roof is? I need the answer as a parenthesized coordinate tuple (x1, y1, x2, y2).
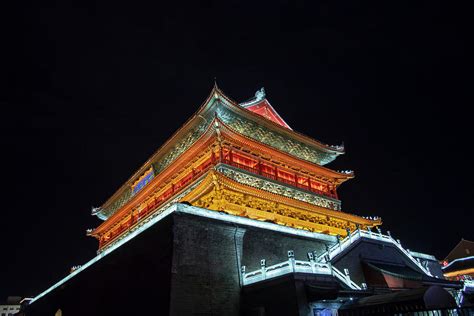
(93, 85, 346, 220)
(239, 88, 292, 129)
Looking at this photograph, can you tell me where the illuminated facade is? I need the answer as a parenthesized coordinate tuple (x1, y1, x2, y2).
(25, 86, 474, 315)
(88, 85, 381, 251)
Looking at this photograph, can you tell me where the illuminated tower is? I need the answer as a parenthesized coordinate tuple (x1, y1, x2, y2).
(27, 86, 466, 316)
(88, 85, 381, 252)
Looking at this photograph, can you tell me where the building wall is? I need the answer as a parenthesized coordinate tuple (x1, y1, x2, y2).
(169, 210, 333, 316)
(240, 225, 331, 271)
(24, 206, 341, 316)
(24, 204, 455, 316)
(169, 214, 244, 315)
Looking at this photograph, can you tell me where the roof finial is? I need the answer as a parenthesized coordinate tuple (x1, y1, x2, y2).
(212, 77, 221, 99)
(255, 87, 265, 101)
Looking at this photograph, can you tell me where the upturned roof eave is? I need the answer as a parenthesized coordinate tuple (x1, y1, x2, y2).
(98, 86, 223, 212)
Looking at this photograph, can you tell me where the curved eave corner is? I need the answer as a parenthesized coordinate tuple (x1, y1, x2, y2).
(362, 215, 383, 227)
(91, 207, 109, 221)
(91, 84, 226, 223)
(333, 170, 355, 187)
(319, 151, 343, 166)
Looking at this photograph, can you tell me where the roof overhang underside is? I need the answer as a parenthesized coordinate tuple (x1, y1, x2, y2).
(339, 285, 457, 314)
(363, 261, 461, 289)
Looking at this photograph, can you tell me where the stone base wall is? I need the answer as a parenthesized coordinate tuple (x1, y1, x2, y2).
(25, 206, 335, 316)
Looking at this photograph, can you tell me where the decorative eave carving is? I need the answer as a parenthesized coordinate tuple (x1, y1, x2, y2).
(182, 169, 380, 228)
(216, 164, 342, 211)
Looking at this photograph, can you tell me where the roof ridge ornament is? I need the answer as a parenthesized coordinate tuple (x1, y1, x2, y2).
(255, 87, 265, 101)
(337, 170, 354, 175)
(212, 77, 222, 99)
(330, 143, 345, 151)
(91, 206, 103, 216)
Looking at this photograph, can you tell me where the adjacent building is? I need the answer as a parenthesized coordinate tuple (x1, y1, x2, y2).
(443, 239, 474, 280)
(442, 239, 474, 308)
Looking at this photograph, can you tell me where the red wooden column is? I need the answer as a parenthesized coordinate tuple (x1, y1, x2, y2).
(229, 149, 233, 163)
(130, 210, 135, 225)
(329, 185, 338, 199)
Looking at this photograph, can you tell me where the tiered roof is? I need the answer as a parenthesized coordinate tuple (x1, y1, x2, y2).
(93, 85, 346, 220)
(88, 85, 381, 251)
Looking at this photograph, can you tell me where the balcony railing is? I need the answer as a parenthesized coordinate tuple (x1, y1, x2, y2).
(242, 251, 361, 290)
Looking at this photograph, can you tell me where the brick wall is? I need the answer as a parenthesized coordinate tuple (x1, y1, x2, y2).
(169, 211, 333, 316)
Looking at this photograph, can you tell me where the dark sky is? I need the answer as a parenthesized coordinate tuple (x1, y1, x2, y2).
(1, 0, 471, 300)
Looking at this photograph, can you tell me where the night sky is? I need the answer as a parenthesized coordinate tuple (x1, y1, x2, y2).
(1, 0, 471, 300)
